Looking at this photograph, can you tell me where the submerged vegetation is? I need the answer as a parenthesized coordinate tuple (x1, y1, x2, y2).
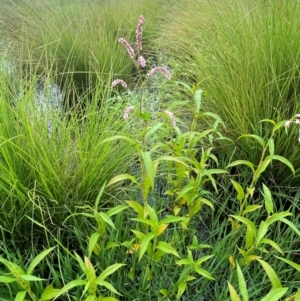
(0, 0, 300, 300)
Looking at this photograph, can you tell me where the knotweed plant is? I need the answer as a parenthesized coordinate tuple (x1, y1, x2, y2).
(226, 118, 300, 301)
(103, 15, 228, 299)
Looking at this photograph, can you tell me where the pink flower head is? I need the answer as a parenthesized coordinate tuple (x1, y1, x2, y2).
(137, 55, 146, 68)
(111, 79, 127, 89)
(148, 66, 171, 79)
(123, 105, 134, 120)
(136, 15, 145, 50)
(119, 38, 135, 59)
(164, 110, 176, 127)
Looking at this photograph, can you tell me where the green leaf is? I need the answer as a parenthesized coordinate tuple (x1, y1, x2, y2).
(105, 241, 120, 250)
(231, 180, 245, 203)
(266, 155, 295, 175)
(227, 281, 241, 301)
(295, 288, 300, 301)
(245, 226, 254, 249)
(176, 259, 193, 265)
(97, 263, 125, 282)
(54, 279, 86, 300)
(259, 287, 288, 301)
(99, 298, 120, 301)
(88, 232, 101, 258)
(142, 151, 157, 191)
(260, 238, 283, 254)
(278, 217, 300, 237)
(243, 205, 262, 215)
(96, 280, 121, 295)
(106, 205, 128, 217)
(147, 204, 158, 225)
(177, 281, 187, 300)
(227, 160, 254, 173)
(159, 216, 186, 224)
(236, 262, 248, 301)
(107, 174, 138, 187)
(126, 201, 144, 218)
(156, 242, 180, 258)
(254, 159, 271, 181)
(40, 284, 60, 301)
(0, 276, 16, 283)
(74, 252, 87, 274)
(131, 217, 156, 228)
(275, 256, 300, 272)
(260, 119, 276, 126)
(262, 184, 273, 215)
(268, 138, 275, 156)
(198, 198, 214, 210)
(238, 134, 265, 148)
(27, 246, 56, 276)
(175, 184, 194, 202)
(14, 291, 26, 301)
(272, 120, 286, 133)
(145, 122, 164, 140)
(131, 230, 145, 241)
(194, 267, 215, 280)
(257, 259, 281, 289)
(139, 233, 155, 262)
(99, 212, 116, 230)
(101, 135, 141, 153)
(256, 221, 269, 247)
(195, 255, 214, 266)
(19, 275, 45, 281)
(266, 212, 292, 226)
(95, 182, 106, 209)
(229, 215, 257, 237)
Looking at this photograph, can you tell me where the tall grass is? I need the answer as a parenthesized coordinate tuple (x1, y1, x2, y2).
(158, 0, 300, 184)
(0, 56, 134, 243)
(0, 0, 165, 103)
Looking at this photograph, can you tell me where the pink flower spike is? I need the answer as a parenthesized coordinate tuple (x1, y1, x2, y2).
(148, 66, 171, 79)
(119, 38, 135, 59)
(137, 56, 146, 68)
(164, 110, 176, 127)
(136, 15, 145, 50)
(123, 105, 134, 120)
(111, 79, 127, 89)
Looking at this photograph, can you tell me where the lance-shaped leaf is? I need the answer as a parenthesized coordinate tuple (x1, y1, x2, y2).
(107, 174, 139, 187)
(228, 281, 241, 301)
(231, 180, 245, 203)
(27, 246, 56, 275)
(156, 242, 180, 258)
(257, 259, 281, 289)
(260, 287, 288, 301)
(236, 262, 248, 301)
(97, 263, 125, 282)
(139, 233, 155, 262)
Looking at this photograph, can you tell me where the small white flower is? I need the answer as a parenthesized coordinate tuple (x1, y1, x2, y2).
(284, 120, 292, 128)
(295, 114, 300, 118)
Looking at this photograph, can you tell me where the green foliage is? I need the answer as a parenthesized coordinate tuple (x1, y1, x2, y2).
(0, 0, 165, 99)
(1, 4, 300, 301)
(159, 0, 300, 184)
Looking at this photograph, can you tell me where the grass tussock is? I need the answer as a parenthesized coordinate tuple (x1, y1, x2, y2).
(158, 0, 300, 184)
(0, 0, 165, 101)
(0, 1, 300, 301)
